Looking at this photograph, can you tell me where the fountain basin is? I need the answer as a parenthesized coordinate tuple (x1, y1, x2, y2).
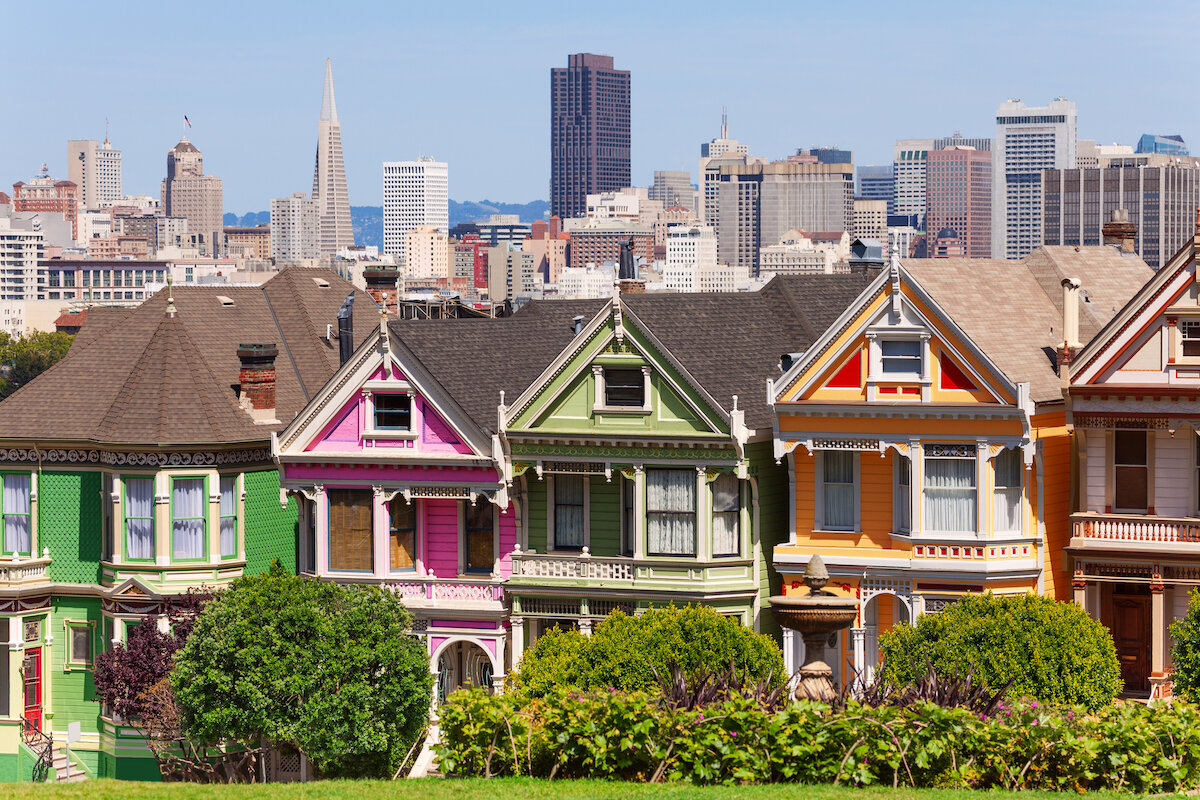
(768, 593, 858, 635)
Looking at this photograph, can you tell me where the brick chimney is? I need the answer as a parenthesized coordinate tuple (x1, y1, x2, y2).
(1102, 208, 1137, 253)
(237, 343, 279, 423)
(363, 267, 400, 315)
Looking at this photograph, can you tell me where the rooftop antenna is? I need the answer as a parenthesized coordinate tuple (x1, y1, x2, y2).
(721, 106, 728, 139)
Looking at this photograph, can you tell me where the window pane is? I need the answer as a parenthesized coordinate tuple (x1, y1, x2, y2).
(71, 626, 91, 665)
(172, 479, 205, 559)
(604, 368, 644, 407)
(389, 497, 416, 570)
(1114, 430, 1147, 466)
(554, 475, 585, 548)
(1115, 465, 1148, 511)
(712, 474, 739, 556)
(823, 452, 855, 530)
(329, 489, 373, 571)
(374, 394, 412, 430)
(125, 478, 155, 559)
(924, 458, 977, 533)
(993, 449, 1022, 533)
(219, 476, 236, 557)
(647, 470, 695, 555)
(895, 455, 912, 533)
(824, 451, 854, 483)
(882, 340, 921, 358)
(466, 501, 494, 572)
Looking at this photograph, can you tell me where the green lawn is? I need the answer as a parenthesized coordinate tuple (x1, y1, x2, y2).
(0, 779, 1147, 800)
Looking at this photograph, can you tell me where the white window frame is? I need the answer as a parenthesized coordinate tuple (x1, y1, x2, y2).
(814, 450, 859, 532)
(992, 448, 1024, 535)
(1112, 429, 1150, 514)
(362, 385, 419, 440)
(921, 445, 979, 535)
(866, 330, 932, 402)
(593, 364, 653, 414)
(459, 498, 499, 576)
(547, 474, 590, 552)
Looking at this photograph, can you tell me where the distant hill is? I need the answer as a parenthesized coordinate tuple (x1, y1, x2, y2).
(224, 200, 549, 250)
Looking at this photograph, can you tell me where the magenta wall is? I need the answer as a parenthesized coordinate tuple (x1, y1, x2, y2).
(424, 499, 460, 578)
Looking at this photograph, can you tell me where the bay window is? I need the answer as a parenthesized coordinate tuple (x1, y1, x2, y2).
(389, 497, 416, 570)
(552, 475, 586, 550)
(171, 478, 206, 559)
(924, 447, 977, 533)
(993, 449, 1022, 533)
(328, 488, 373, 571)
(712, 473, 740, 557)
(219, 476, 237, 557)
(821, 452, 856, 531)
(124, 477, 154, 560)
(1114, 430, 1148, 512)
(1, 473, 31, 555)
(647, 469, 696, 556)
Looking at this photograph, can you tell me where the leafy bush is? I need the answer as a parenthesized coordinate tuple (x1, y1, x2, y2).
(877, 593, 1121, 710)
(513, 606, 784, 696)
(437, 686, 1200, 791)
(172, 563, 431, 779)
(1171, 588, 1200, 700)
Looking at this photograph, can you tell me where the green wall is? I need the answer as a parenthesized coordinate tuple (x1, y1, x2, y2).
(588, 476, 620, 556)
(243, 469, 298, 575)
(48, 596, 102, 737)
(40, 471, 102, 584)
(748, 441, 787, 639)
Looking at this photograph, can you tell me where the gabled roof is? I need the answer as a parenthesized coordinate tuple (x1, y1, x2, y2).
(0, 268, 377, 446)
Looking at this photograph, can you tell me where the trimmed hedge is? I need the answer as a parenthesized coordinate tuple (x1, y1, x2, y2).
(878, 593, 1121, 710)
(437, 687, 1200, 791)
(514, 606, 784, 696)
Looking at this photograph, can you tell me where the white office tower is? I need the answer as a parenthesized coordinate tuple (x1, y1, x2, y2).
(992, 97, 1077, 259)
(382, 157, 449, 258)
(68, 136, 122, 209)
(312, 59, 355, 256)
(663, 224, 741, 292)
(270, 193, 320, 261)
(892, 139, 933, 221)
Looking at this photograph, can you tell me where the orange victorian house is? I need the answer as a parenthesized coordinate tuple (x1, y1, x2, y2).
(769, 247, 1151, 686)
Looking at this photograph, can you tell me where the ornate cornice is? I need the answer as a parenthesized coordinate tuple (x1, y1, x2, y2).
(0, 447, 273, 468)
(511, 442, 737, 460)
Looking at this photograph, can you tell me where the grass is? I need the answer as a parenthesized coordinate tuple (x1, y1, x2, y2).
(0, 779, 1149, 800)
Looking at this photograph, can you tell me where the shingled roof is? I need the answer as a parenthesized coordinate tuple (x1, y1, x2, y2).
(390, 273, 875, 436)
(0, 268, 378, 446)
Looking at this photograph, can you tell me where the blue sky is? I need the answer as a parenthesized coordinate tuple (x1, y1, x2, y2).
(5, 0, 1196, 212)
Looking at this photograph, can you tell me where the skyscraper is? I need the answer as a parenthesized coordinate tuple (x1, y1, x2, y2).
(68, 135, 122, 210)
(649, 170, 692, 209)
(855, 165, 894, 212)
(550, 53, 631, 219)
(382, 158, 448, 258)
(992, 98, 1077, 259)
(161, 138, 223, 255)
(312, 58, 354, 256)
(892, 139, 933, 225)
(925, 146, 992, 259)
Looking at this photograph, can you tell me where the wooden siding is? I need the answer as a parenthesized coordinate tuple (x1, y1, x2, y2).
(1041, 431, 1071, 601)
(1154, 431, 1191, 517)
(1085, 429, 1106, 513)
(588, 475, 621, 557)
(424, 498, 459, 577)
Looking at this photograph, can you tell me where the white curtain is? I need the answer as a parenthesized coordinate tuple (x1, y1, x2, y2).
(172, 478, 205, 559)
(219, 476, 237, 557)
(3, 474, 30, 554)
(993, 449, 1022, 533)
(647, 470, 695, 556)
(125, 478, 154, 559)
(895, 456, 911, 533)
(554, 476, 585, 548)
(924, 458, 977, 533)
(712, 473, 739, 556)
(823, 451, 855, 530)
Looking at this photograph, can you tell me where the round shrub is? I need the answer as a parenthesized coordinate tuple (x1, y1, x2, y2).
(515, 605, 784, 696)
(878, 593, 1121, 710)
(1170, 588, 1200, 700)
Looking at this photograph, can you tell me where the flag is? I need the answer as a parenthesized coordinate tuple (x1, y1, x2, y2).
(184, 115, 192, 128)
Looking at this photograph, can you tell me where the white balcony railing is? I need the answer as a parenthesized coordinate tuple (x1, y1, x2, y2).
(383, 577, 503, 606)
(1072, 513, 1200, 544)
(511, 549, 635, 581)
(0, 551, 51, 584)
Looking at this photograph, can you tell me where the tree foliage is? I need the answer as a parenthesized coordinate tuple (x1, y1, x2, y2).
(1170, 589, 1200, 700)
(172, 563, 432, 778)
(515, 606, 785, 696)
(0, 330, 73, 398)
(878, 593, 1122, 710)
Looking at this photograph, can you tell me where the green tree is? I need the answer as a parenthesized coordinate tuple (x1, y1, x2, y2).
(1170, 589, 1200, 700)
(515, 605, 785, 696)
(172, 563, 431, 778)
(879, 593, 1122, 710)
(0, 330, 73, 398)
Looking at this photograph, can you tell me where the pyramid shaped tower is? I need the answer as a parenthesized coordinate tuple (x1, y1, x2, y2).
(312, 58, 354, 255)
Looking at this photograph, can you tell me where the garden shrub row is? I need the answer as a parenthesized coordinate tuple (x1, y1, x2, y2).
(436, 687, 1200, 792)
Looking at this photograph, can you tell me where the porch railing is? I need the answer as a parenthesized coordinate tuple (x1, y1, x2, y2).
(22, 717, 53, 783)
(384, 578, 503, 604)
(1072, 513, 1200, 544)
(0, 552, 51, 584)
(510, 551, 635, 581)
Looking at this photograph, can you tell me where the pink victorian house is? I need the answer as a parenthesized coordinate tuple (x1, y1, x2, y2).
(274, 317, 516, 696)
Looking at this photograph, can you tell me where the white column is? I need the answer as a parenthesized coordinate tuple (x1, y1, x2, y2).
(781, 628, 796, 675)
(372, 487, 389, 578)
(578, 617, 594, 637)
(633, 465, 645, 559)
(850, 627, 866, 691)
(696, 466, 709, 561)
(509, 616, 525, 671)
(313, 485, 328, 574)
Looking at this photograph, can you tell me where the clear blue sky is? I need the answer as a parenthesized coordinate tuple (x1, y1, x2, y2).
(5, 0, 1196, 212)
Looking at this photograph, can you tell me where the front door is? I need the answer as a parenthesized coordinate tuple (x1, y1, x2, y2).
(1110, 590, 1151, 694)
(22, 648, 42, 730)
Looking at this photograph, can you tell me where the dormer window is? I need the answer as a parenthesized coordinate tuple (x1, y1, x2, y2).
(374, 394, 411, 430)
(604, 368, 644, 407)
(881, 340, 922, 378)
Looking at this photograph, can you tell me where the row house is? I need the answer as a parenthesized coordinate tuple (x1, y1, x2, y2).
(1066, 225, 1200, 697)
(770, 246, 1152, 687)
(0, 268, 377, 781)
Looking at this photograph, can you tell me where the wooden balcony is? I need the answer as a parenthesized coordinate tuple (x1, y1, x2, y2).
(1071, 512, 1200, 551)
(508, 548, 755, 594)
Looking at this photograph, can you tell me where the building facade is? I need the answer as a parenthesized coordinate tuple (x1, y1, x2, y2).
(67, 137, 122, 211)
(404, 226, 449, 280)
(270, 193, 320, 261)
(892, 139, 933, 224)
(382, 158, 449, 259)
(925, 146, 992, 259)
(856, 166, 894, 214)
(312, 59, 354, 256)
(649, 170, 691, 209)
(1137, 134, 1188, 156)
(550, 53, 631, 219)
(12, 175, 79, 242)
(160, 139, 223, 256)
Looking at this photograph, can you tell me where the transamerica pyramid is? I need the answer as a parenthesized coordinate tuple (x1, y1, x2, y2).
(312, 58, 354, 256)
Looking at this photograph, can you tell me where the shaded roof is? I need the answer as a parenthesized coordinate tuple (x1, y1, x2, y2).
(903, 247, 1153, 402)
(0, 268, 377, 446)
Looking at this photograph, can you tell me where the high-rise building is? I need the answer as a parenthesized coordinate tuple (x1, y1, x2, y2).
(925, 146, 992, 259)
(851, 199, 888, 246)
(403, 226, 449, 279)
(11, 168, 79, 241)
(701, 110, 748, 160)
(808, 147, 852, 165)
(855, 165, 894, 212)
(933, 133, 991, 152)
(550, 53, 631, 219)
(992, 97, 1077, 259)
(892, 139, 933, 225)
(161, 138, 223, 256)
(715, 160, 854, 274)
(1136, 134, 1188, 156)
(649, 170, 692, 209)
(270, 192, 319, 261)
(382, 158, 449, 258)
(68, 136, 122, 210)
(1043, 155, 1200, 269)
(1076, 140, 1135, 168)
(312, 59, 354, 256)
(0, 216, 44, 302)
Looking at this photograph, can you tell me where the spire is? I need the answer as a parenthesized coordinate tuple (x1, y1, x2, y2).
(721, 106, 728, 139)
(321, 58, 339, 124)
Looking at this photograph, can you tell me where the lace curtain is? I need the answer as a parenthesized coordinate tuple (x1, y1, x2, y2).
(219, 476, 237, 557)
(554, 475, 585, 548)
(993, 449, 1022, 533)
(3, 474, 30, 554)
(823, 451, 855, 530)
(712, 473, 740, 556)
(647, 470, 695, 556)
(125, 478, 154, 559)
(924, 457, 977, 533)
(172, 478, 205, 559)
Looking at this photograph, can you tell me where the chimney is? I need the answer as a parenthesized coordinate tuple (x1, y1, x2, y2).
(571, 315, 584, 335)
(237, 343, 279, 423)
(363, 268, 399, 315)
(1101, 208, 1137, 253)
(336, 291, 355, 365)
(1057, 277, 1082, 375)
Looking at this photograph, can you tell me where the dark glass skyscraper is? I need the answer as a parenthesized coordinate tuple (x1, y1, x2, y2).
(550, 53, 631, 219)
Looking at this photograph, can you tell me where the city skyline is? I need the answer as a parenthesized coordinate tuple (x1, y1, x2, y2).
(7, 0, 1197, 211)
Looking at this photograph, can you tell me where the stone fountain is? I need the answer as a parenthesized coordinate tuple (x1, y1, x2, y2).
(768, 555, 858, 702)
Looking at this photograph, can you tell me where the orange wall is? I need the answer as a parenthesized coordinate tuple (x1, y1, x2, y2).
(1040, 430, 1071, 600)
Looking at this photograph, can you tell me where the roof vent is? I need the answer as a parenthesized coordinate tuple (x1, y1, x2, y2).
(217, 295, 234, 307)
(312, 277, 330, 288)
(571, 315, 584, 335)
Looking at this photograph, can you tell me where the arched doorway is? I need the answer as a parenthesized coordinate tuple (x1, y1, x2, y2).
(861, 591, 912, 684)
(436, 640, 496, 702)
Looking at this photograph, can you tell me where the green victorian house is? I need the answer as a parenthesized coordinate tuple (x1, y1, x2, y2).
(0, 269, 375, 782)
